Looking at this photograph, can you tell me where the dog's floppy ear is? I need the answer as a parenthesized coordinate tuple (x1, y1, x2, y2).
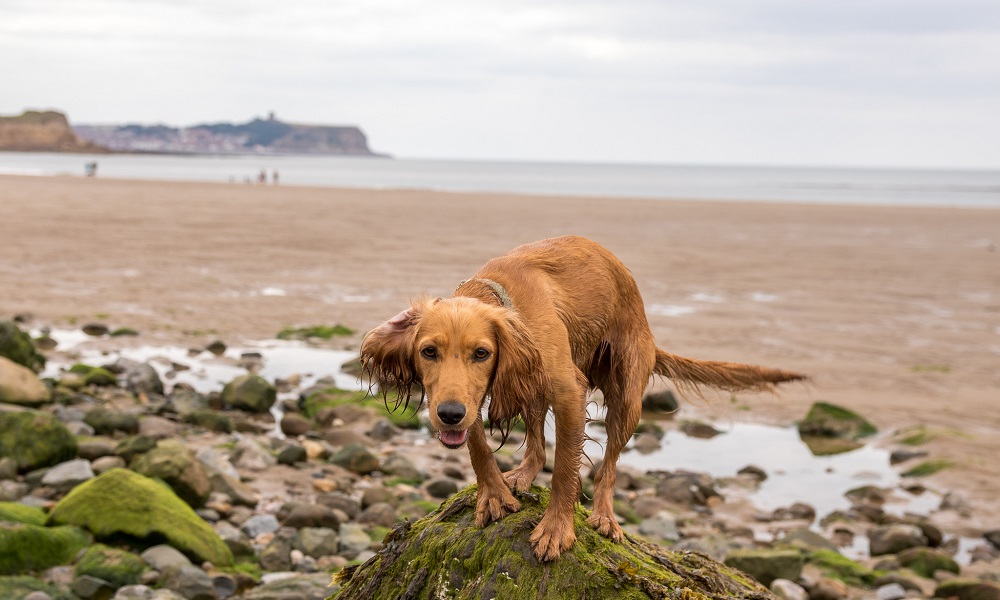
(361, 302, 426, 403)
(488, 309, 548, 435)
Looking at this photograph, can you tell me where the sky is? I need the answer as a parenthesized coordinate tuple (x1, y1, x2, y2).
(2, 0, 999, 169)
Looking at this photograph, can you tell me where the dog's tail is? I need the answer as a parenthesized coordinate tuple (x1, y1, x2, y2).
(653, 348, 806, 395)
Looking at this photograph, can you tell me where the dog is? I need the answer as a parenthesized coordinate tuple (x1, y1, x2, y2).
(361, 235, 805, 561)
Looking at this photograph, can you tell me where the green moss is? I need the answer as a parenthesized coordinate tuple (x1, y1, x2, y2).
(223, 560, 263, 581)
(0, 502, 46, 526)
(46, 468, 233, 566)
(277, 324, 355, 340)
(0, 320, 46, 372)
(0, 523, 90, 575)
(386, 476, 425, 487)
(808, 549, 880, 586)
(797, 401, 877, 443)
(303, 387, 422, 430)
(332, 485, 770, 600)
(0, 411, 78, 472)
(110, 327, 140, 337)
(902, 459, 953, 477)
(75, 543, 147, 588)
(185, 409, 233, 433)
(68, 363, 95, 375)
(0, 575, 73, 600)
(369, 526, 392, 542)
(895, 425, 971, 446)
(614, 499, 641, 525)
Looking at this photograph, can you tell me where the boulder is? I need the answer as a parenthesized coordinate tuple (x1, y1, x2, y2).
(0, 501, 47, 525)
(130, 440, 212, 507)
(896, 546, 960, 578)
(335, 485, 773, 599)
(724, 549, 804, 587)
(0, 522, 89, 575)
(869, 523, 928, 556)
(0, 410, 77, 472)
(46, 468, 233, 566)
(114, 359, 164, 396)
(40, 458, 95, 492)
(221, 375, 276, 413)
(0, 321, 46, 372)
(74, 543, 147, 589)
(0, 356, 51, 406)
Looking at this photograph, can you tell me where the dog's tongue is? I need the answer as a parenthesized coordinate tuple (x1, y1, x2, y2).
(439, 429, 468, 446)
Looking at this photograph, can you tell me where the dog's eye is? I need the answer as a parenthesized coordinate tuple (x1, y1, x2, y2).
(421, 346, 437, 360)
(473, 348, 491, 362)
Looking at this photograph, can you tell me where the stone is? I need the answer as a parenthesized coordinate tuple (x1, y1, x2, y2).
(338, 523, 373, 556)
(140, 544, 192, 572)
(0, 456, 17, 480)
(0, 410, 77, 472)
(772, 502, 816, 522)
(771, 579, 809, 600)
(231, 438, 276, 472)
(329, 443, 379, 475)
(214, 521, 253, 558)
(781, 528, 839, 552)
(361, 486, 392, 508)
(114, 435, 158, 462)
(877, 583, 908, 600)
(897, 546, 960, 578)
(41, 458, 95, 491)
(0, 356, 51, 406)
(240, 573, 333, 600)
(113, 585, 155, 599)
(424, 477, 459, 499)
(185, 410, 232, 433)
(205, 340, 227, 356)
(681, 420, 722, 439)
(890, 449, 929, 465)
(655, 472, 718, 506)
(82, 323, 110, 336)
(281, 504, 341, 529)
(638, 511, 680, 542)
(381, 454, 422, 481)
(164, 388, 209, 418)
(77, 439, 117, 461)
(139, 415, 180, 439)
(357, 502, 397, 527)
(209, 472, 258, 507)
(869, 523, 928, 556)
(934, 578, 1000, 600)
(159, 564, 215, 600)
(723, 549, 804, 587)
(47, 468, 233, 566)
(642, 389, 678, 413)
(276, 443, 307, 465)
(259, 531, 293, 572)
(85, 408, 140, 436)
(0, 320, 46, 372)
(114, 358, 164, 396)
(738, 465, 768, 481)
(809, 577, 849, 600)
(242, 514, 280, 538)
(279, 414, 311, 436)
(222, 375, 276, 413)
(131, 439, 212, 507)
(293, 527, 340, 558)
(318, 493, 360, 519)
(195, 447, 240, 481)
(369, 418, 399, 441)
(72, 575, 115, 599)
(633, 433, 662, 453)
(798, 401, 877, 440)
(75, 543, 148, 588)
(985, 529, 1000, 551)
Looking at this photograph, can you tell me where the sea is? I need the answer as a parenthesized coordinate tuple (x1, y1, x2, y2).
(1, 151, 998, 208)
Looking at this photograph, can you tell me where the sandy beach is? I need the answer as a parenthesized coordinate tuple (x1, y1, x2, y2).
(2, 173, 999, 528)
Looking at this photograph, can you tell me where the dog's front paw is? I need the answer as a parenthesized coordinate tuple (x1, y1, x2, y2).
(502, 467, 538, 492)
(587, 512, 624, 542)
(475, 487, 521, 527)
(529, 513, 577, 562)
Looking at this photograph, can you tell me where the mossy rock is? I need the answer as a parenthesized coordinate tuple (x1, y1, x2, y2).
(185, 409, 233, 433)
(0, 522, 90, 575)
(897, 547, 959, 578)
(75, 543, 147, 588)
(277, 324, 355, 340)
(46, 468, 233, 566)
(807, 549, 880, 586)
(0, 502, 47, 526)
(0, 320, 46, 372)
(798, 402, 877, 448)
(84, 407, 140, 435)
(222, 374, 276, 413)
(332, 485, 772, 599)
(0, 411, 78, 472)
(723, 549, 803, 587)
(81, 367, 118, 387)
(0, 575, 73, 600)
(303, 387, 422, 430)
(934, 578, 1000, 600)
(130, 439, 212, 507)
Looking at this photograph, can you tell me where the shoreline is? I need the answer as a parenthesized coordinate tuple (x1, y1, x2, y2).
(3, 173, 1000, 528)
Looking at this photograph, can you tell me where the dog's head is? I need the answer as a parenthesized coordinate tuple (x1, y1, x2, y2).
(360, 297, 547, 449)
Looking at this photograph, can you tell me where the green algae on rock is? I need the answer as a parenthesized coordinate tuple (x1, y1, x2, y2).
(46, 468, 233, 566)
(75, 543, 148, 588)
(0, 522, 90, 575)
(303, 386, 422, 430)
(0, 575, 73, 600)
(0, 320, 46, 372)
(331, 485, 773, 600)
(797, 402, 877, 456)
(222, 374, 277, 413)
(0, 502, 47, 526)
(130, 439, 212, 507)
(0, 411, 77, 472)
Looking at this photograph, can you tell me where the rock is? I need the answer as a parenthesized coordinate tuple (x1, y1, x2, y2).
(329, 443, 379, 475)
(738, 465, 768, 481)
(655, 471, 719, 506)
(0, 410, 77, 472)
(934, 578, 1000, 600)
(131, 440, 212, 507)
(877, 583, 909, 600)
(140, 544, 192, 572)
(75, 543, 147, 588)
(73, 574, 115, 599)
(870, 523, 928, 556)
(210, 573, 236, 598)
(798, 401, 877, 444)
(164, 389, 209, 418)
(114, 435, 157, 463)
(241, 514, 280, 538)
(185, 410, 232, 433)
(77, 439, 117, 461)
(231, 438, 276, 472)
(772, 502, 816, 522)
(772, 578, 809, 600)
(221, 375, 276, 413)
(195, 447, 240, 481)
(82, 367, 118, 387)
(0, 356, 51, 406)
(279, 414, 311, 436)
(281, 505, 340, 529)
(897, 546, 960, 578)
(642, 389, 679, 413)
(158, 564, 215, 600)
(890, 449, 929, 465)
(24, 591, 54, 600)
(357, 502, 397, 527)
(681, 420, 723, 439)
(336, 485, 770, 598)
(259, 530, 293, 572)
(318, 493, 360, 520)
(41, 458, 95, 491)
(809, 577, 849, 600)
(114, 359, 164, 396)
(0, 479, 29, 501)
(638, 510, 680, 542)
(781, 528, 839, 552)
(369, 419, 399, 441)
(85, 408, 140, 436)
(82, 323, 110, 336)
(241, 573, 333, 600)
(337, 523, 373, 557)
(0, 320, 46, 372)
(424, 477, 458, 499)
(0, 522, 89, 573)
(209, 473, 258, 507)
(0, 456, 17, 480)
(985, 529, 1000, 551)
(114, 584, 156, 599)
(47, 468, 233, 566)
(293, 527, 340, 558)
(381, 454, 422, 481)
(139, 415, 180, 439)
(632, 433, 662, 453)
(276, 444, 307, 465)
(724, 549, 804, 587)
(204, 340, 227, 356)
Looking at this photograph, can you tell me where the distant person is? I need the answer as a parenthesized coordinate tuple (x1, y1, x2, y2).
(258, 169, 267, 184)
(272, 170, 279, 185)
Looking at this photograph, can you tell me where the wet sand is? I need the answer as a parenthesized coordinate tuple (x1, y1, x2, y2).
(2, 174, 999, 527)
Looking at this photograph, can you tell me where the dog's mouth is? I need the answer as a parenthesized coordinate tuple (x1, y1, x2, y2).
(437, 428, 469, 449)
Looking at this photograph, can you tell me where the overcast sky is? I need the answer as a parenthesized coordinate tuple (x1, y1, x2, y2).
(2, 0, 999, 168)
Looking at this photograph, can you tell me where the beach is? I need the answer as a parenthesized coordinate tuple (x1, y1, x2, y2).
(2, 173, 999, 527)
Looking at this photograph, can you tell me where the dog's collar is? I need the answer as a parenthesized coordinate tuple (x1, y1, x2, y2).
(458, 278, 513, 309)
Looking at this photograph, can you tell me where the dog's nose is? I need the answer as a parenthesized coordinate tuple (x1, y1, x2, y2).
(437, 401, 466, 425)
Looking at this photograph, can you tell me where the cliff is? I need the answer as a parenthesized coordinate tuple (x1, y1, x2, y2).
(75, 115, 381, 156)
(0, 111, 107, 153)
